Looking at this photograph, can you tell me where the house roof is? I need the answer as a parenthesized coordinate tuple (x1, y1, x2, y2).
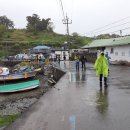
(33, 45, 50, 50)
(82, 36, 130, 49)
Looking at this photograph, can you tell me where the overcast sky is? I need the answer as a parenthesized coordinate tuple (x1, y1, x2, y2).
(0, 0, 130, 36)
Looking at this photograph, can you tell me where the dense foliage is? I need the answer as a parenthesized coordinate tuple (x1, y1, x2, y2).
(95, 33, 120, 39)
(26, 14, 53, 33)
(0, 16, 14, 29)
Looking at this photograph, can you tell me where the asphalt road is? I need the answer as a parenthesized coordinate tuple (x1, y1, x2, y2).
(5, 61, 130, 130)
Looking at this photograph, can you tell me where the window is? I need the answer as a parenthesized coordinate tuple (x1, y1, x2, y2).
(115, 52, 118, 56)
(122, 52, 125, 56)
(110, 48, 114, 54)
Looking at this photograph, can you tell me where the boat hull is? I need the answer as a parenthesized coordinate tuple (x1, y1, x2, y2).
(0, 71, 36, 81)
(0, 80, 40, 93)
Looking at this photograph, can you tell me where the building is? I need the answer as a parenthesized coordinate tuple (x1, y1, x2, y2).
(82, 36, 130, 65)
(53, 49, 69, 61)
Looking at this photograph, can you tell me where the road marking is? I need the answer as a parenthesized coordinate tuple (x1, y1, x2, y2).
(69, 115, 76, 130)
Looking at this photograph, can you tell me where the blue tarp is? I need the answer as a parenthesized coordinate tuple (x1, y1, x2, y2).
(33, 45, 50, 50)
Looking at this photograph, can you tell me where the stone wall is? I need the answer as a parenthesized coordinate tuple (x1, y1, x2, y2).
(52, 66, 66, 81)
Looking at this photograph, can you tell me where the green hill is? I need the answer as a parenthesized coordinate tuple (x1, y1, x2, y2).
(0, 30, 91, 57)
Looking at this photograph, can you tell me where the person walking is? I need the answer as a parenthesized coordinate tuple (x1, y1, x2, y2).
(105, 52, 111, 72)
(80, 56, 86, 70)
(94, 52, 108, 90)
(75, 55, 80, 71)
(58, 56, 60, 65)
(63, 55, 66, 64)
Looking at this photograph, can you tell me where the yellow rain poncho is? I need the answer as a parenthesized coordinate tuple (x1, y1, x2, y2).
(94, 52, 108, 77)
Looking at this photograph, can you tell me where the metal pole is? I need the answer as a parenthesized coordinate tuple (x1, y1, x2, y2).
(63, 15, 72, 60)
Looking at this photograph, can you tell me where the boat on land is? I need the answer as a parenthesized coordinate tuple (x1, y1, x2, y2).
(0, 79, 40, 93)
(0, 67, 40, 81)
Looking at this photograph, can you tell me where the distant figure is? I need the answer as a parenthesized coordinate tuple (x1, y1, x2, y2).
(36, 55, 39, 63)
(94, 52, 108, 90)
(75, 55, 80, 71)
(45, 57, 50, 65)
(41, 56, 45, 62)
(105, 52, 111, 71)
(58, 56, 60, 65)
(63, 55, 66, 64)
(80, 56, 86, 70)
(54, 55, 56, 62)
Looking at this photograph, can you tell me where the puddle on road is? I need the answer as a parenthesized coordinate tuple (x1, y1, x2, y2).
(67, 72, 96, 83)
(81, 89, 109, 115)
(96, 90, 109, 114)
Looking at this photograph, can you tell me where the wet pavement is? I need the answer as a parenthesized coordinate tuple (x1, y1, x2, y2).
(5, 61, 130, 130)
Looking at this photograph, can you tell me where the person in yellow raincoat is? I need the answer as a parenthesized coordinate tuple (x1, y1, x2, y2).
(94, 52, 108, 89)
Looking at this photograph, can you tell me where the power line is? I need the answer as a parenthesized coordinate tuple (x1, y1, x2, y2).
(70, 0, 74, 21)
(110, 27, 130, 34)
(56, 0, 64, 20)
(93, 21, 130, 34)
(86, 16, 130, 34)
(93, 27, 130, 37)
(58, 0, 66, 20)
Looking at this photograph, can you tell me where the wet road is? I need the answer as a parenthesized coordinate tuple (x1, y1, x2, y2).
(5, 61, 130, 130)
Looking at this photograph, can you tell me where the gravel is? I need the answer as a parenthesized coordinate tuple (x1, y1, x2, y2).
(0, 98, 37, 115)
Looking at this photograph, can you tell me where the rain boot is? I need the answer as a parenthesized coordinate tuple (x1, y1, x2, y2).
(104, 83, 108, 88)
(104, 77, 108, 88)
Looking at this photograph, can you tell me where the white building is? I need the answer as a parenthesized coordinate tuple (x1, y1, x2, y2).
(54, 50, 69, 60)
(82, 36, 130, 65)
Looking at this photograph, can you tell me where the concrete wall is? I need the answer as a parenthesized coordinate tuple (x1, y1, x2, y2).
(52, 67, 65, 81)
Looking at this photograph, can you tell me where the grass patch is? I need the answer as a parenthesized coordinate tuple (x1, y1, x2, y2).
(0, 114, 19, 127)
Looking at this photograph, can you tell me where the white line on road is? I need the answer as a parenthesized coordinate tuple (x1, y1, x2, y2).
(69, 115, 76, 130)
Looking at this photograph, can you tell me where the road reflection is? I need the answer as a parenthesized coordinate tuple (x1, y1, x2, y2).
(70, 71, 87, 82)
(96, 89, 109, 114)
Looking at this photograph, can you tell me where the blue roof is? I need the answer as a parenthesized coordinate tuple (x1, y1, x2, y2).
(33, 45, 50, 49)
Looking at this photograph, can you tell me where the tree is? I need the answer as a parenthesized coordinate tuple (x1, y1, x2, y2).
(0, 24, 6, 37)
(71, 33, 85, 48)
(111, 34, 120, 38)
(26, 14, 40, 32)
(96, 33, 120, 39)
(26, 14, 53, 33)
(72, 32, 79, 37)
(0, 15, 14, 29)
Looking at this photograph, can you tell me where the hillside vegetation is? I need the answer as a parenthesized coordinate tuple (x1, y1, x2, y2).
(0, 30, 91, 57)
(0, 14, 91, 57)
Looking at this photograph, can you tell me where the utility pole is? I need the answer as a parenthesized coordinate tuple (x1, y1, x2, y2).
(63, 15, 72, 59)
(120, 30, 122, 36)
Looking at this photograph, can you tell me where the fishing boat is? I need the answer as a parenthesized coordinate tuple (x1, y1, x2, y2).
(0, 67, 37, 81)
(0, 80, 40, 93)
